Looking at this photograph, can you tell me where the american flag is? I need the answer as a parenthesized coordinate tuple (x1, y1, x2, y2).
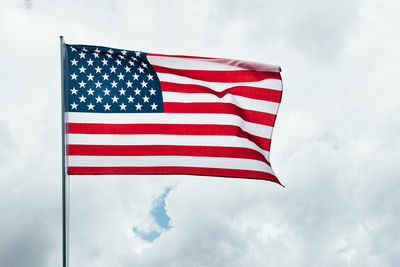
(63, 44, 283, 185)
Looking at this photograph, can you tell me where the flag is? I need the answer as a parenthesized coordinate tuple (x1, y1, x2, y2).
(63, 44, 283, 185)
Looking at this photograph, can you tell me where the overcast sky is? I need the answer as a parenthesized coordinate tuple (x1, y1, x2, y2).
(1, 0, 399, 266)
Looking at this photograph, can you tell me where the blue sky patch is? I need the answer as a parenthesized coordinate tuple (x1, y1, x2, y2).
(133, 187, 172, 242)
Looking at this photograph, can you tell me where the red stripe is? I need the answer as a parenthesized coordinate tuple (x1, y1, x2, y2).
(67, 166, 282, 185)
(160, 82, 282, 103)
(148, 53, 216, 60)
(147, 53, 282, 73)
(164, 102, 276, 127)
(153, 65, 280, 83)
(67, 123, 271, 151)
(68, 145, 270, 165)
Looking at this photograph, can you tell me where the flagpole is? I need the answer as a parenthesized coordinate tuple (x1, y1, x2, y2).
(60, 35, 69, 267)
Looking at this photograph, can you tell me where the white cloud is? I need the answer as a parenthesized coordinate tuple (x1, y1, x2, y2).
(0, 0, 399, 266)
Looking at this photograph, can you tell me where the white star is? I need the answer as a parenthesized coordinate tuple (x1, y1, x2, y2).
(141, 62, 148, 68)
(134, 88, 141, 95)
(124, 66, 131, 72)
(112, 95, 119, 103)
(140, 80, 148, 88)
(128, 60, 135, 66)
(79, 80, 86, 88)
(118, 54, 124, 59)
(150, 102, 158, 110)
(118, 88, 126, 95)
(103, 88, 110, 95)
(79, 66, 86, 73)
(138, 67, 144, 73)
(132, 73, 139, 80)
(95, 95, 103, 103)
(70, 102, 78, 109)
(82, 47, 88, 52)
(87, 58, 94, 66)
(102, 73, 109, 80)
(87, 88, 94, 95)
(115, 59, 122, 65)
(110, 66, 117, 73)
(135, 51, 141, 57)
(127, 95, 134, 103)
(131, 56, 138, 61)
(94, 48, 100, 53)
(87, 103, 95, 110)
(106, 54, 112, 58)
(119, 103, 127, 110)
(71, 59, 78, 65)
(93, 52, 99, 58)
(149, 88, 156, 95)
(103, 103, 111, 110)
(125, 80, 133, 88)
(121, 50, 128, 55)
(87, 73, 94, 81)
(79, 51, 86, 58)
(70, 47, 77, 52)
(117, 73, 125, 80)
(70, 73, 78, 80)
(142, 95, 150, 103)
(135, 102, 142, 110)
(95, 81, 102, 88)
(110, 80, 118, 88)
(107, 49, 114, 54)
(70, 87, 78, 94)
(101, 58, 108, 65)
(147, 74, 153, 80)
(79, 95, 86, 102)
(95, 66, 102, 73)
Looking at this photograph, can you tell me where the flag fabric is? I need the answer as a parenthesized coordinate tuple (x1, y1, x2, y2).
(63, 44, 283, 185)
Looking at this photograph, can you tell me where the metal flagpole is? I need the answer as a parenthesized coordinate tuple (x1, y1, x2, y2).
(60, 35, 69, 267)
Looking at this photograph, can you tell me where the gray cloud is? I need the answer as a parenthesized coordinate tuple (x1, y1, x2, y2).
(209, 0, 360, 62)
(0, 0, 399, 266)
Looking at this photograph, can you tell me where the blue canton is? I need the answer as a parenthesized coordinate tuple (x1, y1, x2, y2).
(64, 44, 164, 113)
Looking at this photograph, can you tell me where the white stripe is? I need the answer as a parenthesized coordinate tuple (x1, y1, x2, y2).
(163, 92, 279, 115)
(67, 134, 270, 160)
(66, 112, 273, 138)
(68, 155, 274, 174)
(148, 55, 245, 71)
(157, 73, 282, 91)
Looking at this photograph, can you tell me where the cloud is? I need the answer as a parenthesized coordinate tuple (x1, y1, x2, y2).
(210, 0, 360, 62)
(0, 0, 399, 266)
